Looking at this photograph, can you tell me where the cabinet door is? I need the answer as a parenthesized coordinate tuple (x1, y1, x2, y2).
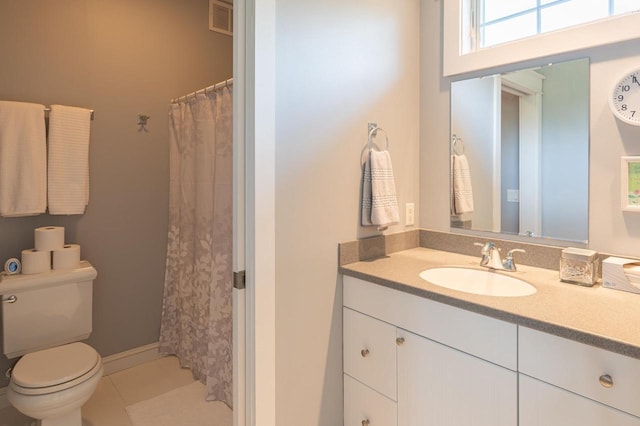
(397, 329, 517, 426)
(344, 375, 397, 426)
(520, 374, 640, 426)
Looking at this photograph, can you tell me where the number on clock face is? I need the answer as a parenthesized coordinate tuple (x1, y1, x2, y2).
(611, 71, 640, 126)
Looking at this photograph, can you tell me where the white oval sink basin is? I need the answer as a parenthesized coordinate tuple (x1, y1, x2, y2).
(419, 267, 537, 297)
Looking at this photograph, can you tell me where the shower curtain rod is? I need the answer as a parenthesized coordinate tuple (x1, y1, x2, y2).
(170, 77, 233, 104)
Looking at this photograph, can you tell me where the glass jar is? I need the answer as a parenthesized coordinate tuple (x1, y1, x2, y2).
(559, 248, 598, 286)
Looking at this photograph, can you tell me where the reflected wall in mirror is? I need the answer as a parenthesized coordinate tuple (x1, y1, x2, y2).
(450, 58, 589, 244)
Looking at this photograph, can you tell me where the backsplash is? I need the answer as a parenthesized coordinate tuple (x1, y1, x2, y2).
(340, 229, 563, 270)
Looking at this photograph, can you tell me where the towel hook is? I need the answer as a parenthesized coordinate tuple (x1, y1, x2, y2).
(452, 134, 465, 155)
(368, 125, 390, 151)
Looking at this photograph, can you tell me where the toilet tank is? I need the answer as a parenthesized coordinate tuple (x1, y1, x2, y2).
(0, 261, 97, 359)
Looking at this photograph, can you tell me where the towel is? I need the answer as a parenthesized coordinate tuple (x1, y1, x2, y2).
(451, 154, 474, 215)
(0, 101, 47, 217)
(47, 105, 92, 214)
(362, 149, 399, 228)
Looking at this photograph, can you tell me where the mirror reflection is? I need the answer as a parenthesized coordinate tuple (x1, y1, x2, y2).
(450, 58, 589, 243)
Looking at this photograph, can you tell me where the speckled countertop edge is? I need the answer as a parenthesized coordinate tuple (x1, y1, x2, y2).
(339, 247, 640, 360)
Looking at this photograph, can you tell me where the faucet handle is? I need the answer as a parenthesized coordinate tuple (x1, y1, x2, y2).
(503, 249, 526, 271)
(506, 248, 526, 258)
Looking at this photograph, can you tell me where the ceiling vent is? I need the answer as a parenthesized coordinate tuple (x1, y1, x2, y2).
(209, 0, 233, 36)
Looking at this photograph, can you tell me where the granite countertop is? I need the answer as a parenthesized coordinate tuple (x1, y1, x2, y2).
(339, 247, 640, 360)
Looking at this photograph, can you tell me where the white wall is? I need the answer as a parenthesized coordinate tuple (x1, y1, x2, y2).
(451, 77, 497, 230)
(420, 0, 640, 258)
(540, 60, 589, 242)
(275, 0, 420, 424)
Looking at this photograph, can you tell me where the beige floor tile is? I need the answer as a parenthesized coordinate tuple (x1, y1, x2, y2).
(0, 405, 35, 426)
(109, 356, 195, 405)
(81, 377, 132, 426)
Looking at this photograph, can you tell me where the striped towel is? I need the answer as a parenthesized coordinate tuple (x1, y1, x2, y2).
(47, 105, 92, 214)
(362, 149, 399, 228)
(451, 154, 474, 215)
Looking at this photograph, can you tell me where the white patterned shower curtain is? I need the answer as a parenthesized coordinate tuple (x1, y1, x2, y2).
(159, 86, 233, 406)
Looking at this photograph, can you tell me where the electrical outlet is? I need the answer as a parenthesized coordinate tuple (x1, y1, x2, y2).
(406, 202, 415, 226)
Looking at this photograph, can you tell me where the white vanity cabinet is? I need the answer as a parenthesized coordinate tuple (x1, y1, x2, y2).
(343, 276, 518, 426)
(519, 327, 640, 426)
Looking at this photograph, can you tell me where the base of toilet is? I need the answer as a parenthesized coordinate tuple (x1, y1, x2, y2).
(38, 408, 81, 426)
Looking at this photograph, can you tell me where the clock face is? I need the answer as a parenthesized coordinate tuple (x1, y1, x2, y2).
(611, 70, 640, 126)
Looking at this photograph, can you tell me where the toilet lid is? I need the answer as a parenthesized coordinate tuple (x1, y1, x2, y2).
(12, 342, 100, 389)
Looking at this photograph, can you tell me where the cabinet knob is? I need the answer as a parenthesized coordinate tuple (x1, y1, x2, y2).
(599, 374, 614, 388)
(396, 337, 405, 346)
(360, 349, 370, 358)
(362, 419, 370, 426)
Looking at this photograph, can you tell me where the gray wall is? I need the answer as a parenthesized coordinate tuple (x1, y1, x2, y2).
(275, 0, 421, 423)
(0, 0, 232, 385)
(501, 91, 520, 234)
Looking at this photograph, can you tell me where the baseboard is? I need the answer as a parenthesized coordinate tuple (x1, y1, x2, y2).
(101, 342, 162, 376)
(0, 341, 162, 410)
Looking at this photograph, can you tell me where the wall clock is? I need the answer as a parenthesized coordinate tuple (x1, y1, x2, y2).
(611, 69, 640, 126)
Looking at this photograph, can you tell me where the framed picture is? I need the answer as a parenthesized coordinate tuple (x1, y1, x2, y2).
(622, 156, 640, 211)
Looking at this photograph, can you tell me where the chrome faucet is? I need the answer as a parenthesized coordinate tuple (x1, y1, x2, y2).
(502, 249, 526, 271)
(474, 242, 526, 272)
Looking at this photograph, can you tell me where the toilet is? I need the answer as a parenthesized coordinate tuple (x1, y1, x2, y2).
(1, 261, 103, 426)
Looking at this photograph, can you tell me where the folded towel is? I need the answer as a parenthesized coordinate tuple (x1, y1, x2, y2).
(47, 105, 92, 214)
(0, 101, 47, 217)
(451, 154, 474, 215)
(362, 149, 399, 228)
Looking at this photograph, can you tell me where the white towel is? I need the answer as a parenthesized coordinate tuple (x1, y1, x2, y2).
(362, 149, 399, 228)
(451, 154, 474, 215)
(0, 101, 47, 217)
(47, 105, 92, 214)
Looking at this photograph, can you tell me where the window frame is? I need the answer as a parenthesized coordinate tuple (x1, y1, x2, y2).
(444, 0, 640, 76)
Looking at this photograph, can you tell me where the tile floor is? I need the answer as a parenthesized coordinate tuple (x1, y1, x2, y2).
(0, 356, 223, 426)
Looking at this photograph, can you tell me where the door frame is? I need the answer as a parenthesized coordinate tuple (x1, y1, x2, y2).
(233, 0, 277, 425)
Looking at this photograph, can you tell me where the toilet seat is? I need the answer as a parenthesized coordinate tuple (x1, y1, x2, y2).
(10, 342, 102, 396)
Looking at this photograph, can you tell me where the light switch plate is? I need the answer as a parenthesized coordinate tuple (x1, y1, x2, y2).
(507, 189, 520, 203)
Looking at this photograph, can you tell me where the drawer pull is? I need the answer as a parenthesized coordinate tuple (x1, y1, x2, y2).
(362, 419, 370, 426)
(360, 348, 370, 358)
(396, 337, 405, 346)
(599, 374, 614, 388)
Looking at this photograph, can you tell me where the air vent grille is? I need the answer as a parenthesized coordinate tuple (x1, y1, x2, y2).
(209, 0, 232, 36)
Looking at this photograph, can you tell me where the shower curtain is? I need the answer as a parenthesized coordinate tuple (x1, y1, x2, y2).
(159, 86, 233, 406)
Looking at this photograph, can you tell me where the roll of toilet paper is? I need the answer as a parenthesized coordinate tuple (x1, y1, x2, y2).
(34, 226, 65, 251)
(53, 244, 81, 270)
(21, 249, 51, 274)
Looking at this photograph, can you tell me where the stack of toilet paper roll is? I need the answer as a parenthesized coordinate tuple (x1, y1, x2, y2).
(21, 226, 81, 274)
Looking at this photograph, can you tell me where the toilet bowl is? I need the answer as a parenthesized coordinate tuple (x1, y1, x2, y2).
(7, 342, 103, 426)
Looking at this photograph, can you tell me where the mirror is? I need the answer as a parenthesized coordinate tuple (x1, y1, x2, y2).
(450, 58, 589, 244)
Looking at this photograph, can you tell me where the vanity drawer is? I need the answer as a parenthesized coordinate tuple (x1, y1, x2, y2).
(344, 374, 397, 426)
(519, 326, 640, 418)
(343, 307, 397, 400)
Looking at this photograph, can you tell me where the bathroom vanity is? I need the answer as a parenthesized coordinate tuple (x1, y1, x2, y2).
(340, 247, 640, 426)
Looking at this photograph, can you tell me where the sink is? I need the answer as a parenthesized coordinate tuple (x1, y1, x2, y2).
(419, 267, 537, 297)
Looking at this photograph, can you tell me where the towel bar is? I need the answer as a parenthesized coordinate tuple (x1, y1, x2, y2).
(44, 107, 94, 120)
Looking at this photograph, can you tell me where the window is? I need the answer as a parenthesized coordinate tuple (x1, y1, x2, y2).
(443, 0, 640, 76)
(477, 0, 640, 50)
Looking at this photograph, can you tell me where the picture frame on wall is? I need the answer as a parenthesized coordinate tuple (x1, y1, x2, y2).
(622, 156, 640, 212)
